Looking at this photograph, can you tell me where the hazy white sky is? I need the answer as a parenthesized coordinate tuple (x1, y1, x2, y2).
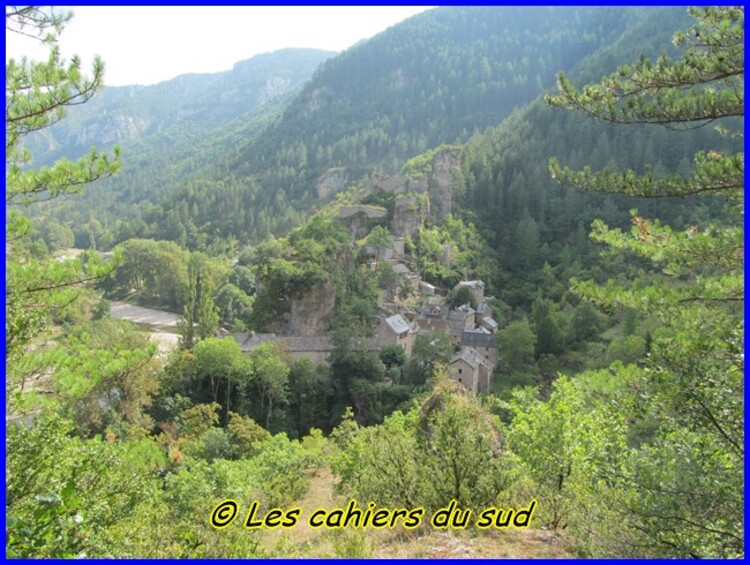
(6, 6, 434, 87)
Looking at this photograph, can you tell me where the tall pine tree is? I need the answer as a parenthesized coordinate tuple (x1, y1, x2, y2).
(546, 7, 743, 557)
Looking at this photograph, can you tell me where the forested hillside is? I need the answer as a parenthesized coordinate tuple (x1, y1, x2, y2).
(27, 48, 333, 250)
(32, 7, 696, 251)
(27, 48, 335, 165)
(7, 6, 742, 559)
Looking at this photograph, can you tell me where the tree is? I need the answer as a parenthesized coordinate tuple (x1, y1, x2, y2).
(192, 337, 250, 418)
(546, 7, 743, 557)
(6, 409, 156, 557)
(196, 274, 219, 340)
(402, 331, 453, 386)
(503, 376, 630, 536)
(496, 318, 537, 376)
(530, 296, 563, 356)
(179, 252, 222, 347)
(215, 283, 253, 328)
(568, 300, 603, 345)
(446, 285, 478, 309)
(365, 225, 393, 268)
(52, 319, 160, 437)
(547, 7, 742, 200)
(333, 377, 511, 513)
(248, 342, 290, 430)
(6, 7, 121, 371)
(379, 343, 406, 370)
(286, 359, 333, 438)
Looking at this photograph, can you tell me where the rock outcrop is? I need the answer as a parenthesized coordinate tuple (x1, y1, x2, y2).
(337, 204, 388, 239)
(429, 147, 462, 217)
(373, 146, 462, 219)
(271, 280, 337, 336)
(391, 194, 429, 238)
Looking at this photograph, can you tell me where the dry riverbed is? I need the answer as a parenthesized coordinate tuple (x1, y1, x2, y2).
(109, 301, 182, 355)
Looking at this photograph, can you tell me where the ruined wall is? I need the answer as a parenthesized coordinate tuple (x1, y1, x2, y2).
(337, 205, 388, 239)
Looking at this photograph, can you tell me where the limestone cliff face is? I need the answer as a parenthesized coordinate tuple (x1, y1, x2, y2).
(374, 173, 406, 194)
(374, 146, 462, 219)
(256, 75, 294, 106)
(391, 194, 429, 238)
(337, 205, 388, 239)
(73, 113, 150, 147)
(271, 280, 337, 336)
(429, 147, 462, 217)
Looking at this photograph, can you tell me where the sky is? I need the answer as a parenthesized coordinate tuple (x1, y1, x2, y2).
(5, 6, 434, 87)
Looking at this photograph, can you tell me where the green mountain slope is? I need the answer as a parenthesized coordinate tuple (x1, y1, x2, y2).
(34, 7, 700, 253)
(27, 48, 335, 165)
(232, 7, 654, 201)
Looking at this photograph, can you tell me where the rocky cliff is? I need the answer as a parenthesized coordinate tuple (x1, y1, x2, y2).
(374, 146, 462, 220)
(270, 280, 337, 336)
(391, 194, 429, 238)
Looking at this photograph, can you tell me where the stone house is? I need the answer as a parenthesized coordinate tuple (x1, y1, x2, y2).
(461, 328, 498, 367)
(392, 262, 420, 294)
(419, 281, 436, 296)
(377, 314, 417, 356)
(475, 300, 493, 322)
(448, 304, 476, 347)
(479, 316, 499, 333)
(392, 237, 406, 256)
(417, 304, 449, 333)
(449, 348, 493, 394)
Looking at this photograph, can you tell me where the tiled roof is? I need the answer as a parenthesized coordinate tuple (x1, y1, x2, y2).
(476, 301, 491, 316)
(456, 280, 484, 290)
(450, 347, 491, 370)
(232, 333, 379, 353)
(420, 304, 448, 320)
(231, 333, 278, 351)
(448, 304, 475, 321)
(462, 329, 496, 348)
(384, 314, 410, 335)
(481, 316, 499, 330)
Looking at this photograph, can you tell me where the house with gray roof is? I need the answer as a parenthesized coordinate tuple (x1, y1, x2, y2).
(449, 347, 493, 394)
(377, 313, 417, 356)
(448, 304, 476, 346)
(480, 316, 499, 333)
(391, 262, 420, 295)
(417, 304, 449, 333)
(461, 328, 498, 367)
(476, 300, 493, 320)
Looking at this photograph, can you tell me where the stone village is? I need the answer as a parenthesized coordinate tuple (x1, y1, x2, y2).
(229, 149, 499, 394)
